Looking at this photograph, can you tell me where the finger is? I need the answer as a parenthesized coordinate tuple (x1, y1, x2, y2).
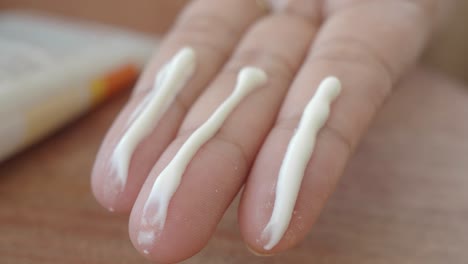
(91, 0, 266, 212)
(240, 0, 445, 254)
(129, 13, 318, 263)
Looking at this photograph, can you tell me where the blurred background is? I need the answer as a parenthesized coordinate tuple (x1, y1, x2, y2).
(1, 0, 467, 81)
(0, 1, 467, 263)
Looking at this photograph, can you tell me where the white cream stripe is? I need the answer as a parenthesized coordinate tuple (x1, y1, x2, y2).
(111, 47, 196, 191)
(262, 76, 342, 250)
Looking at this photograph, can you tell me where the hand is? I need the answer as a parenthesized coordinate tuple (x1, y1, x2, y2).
(91, 0, 452, 262)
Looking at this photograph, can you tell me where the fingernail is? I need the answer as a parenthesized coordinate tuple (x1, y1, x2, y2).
(246, 245, 275, 257)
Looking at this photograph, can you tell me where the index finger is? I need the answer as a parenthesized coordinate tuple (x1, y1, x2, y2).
(92, 0, 267, 212)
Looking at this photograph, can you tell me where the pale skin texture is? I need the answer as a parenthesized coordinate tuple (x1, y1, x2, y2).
(91, 0, 453, 262)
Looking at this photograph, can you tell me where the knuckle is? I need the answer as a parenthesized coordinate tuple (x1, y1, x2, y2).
(311, 35, 395, 84)
(320, 123, 353, 154)
(176, 129, 249, 171)
(224, 48, 297, 82)
(212, 134, 249, 169)
(173, 95, 190, 115)
(170, 13, 240, 56)
(309, 36, 393, 112)
(276, 116, 353, 154)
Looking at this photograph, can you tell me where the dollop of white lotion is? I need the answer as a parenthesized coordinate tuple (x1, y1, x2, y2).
(141, 67, 268, 233)
(111, 47, 196, 191)
(262, 76, 342, 250)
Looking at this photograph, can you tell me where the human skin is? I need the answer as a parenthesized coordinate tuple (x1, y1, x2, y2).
(91, 0, 454, 262)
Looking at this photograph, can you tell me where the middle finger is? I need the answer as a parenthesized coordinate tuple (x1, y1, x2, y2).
(130, 13, 318, 263)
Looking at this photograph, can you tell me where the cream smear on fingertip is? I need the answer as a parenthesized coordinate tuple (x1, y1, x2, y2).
(111, 47, 196, 191)
(262, 76, 342, 250)
(138, 67, 268, 247)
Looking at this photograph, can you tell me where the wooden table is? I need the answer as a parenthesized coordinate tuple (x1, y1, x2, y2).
(1, 1, 468, 263)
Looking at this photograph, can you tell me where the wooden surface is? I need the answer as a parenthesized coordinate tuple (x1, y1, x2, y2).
(1, 1, 468, 263)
